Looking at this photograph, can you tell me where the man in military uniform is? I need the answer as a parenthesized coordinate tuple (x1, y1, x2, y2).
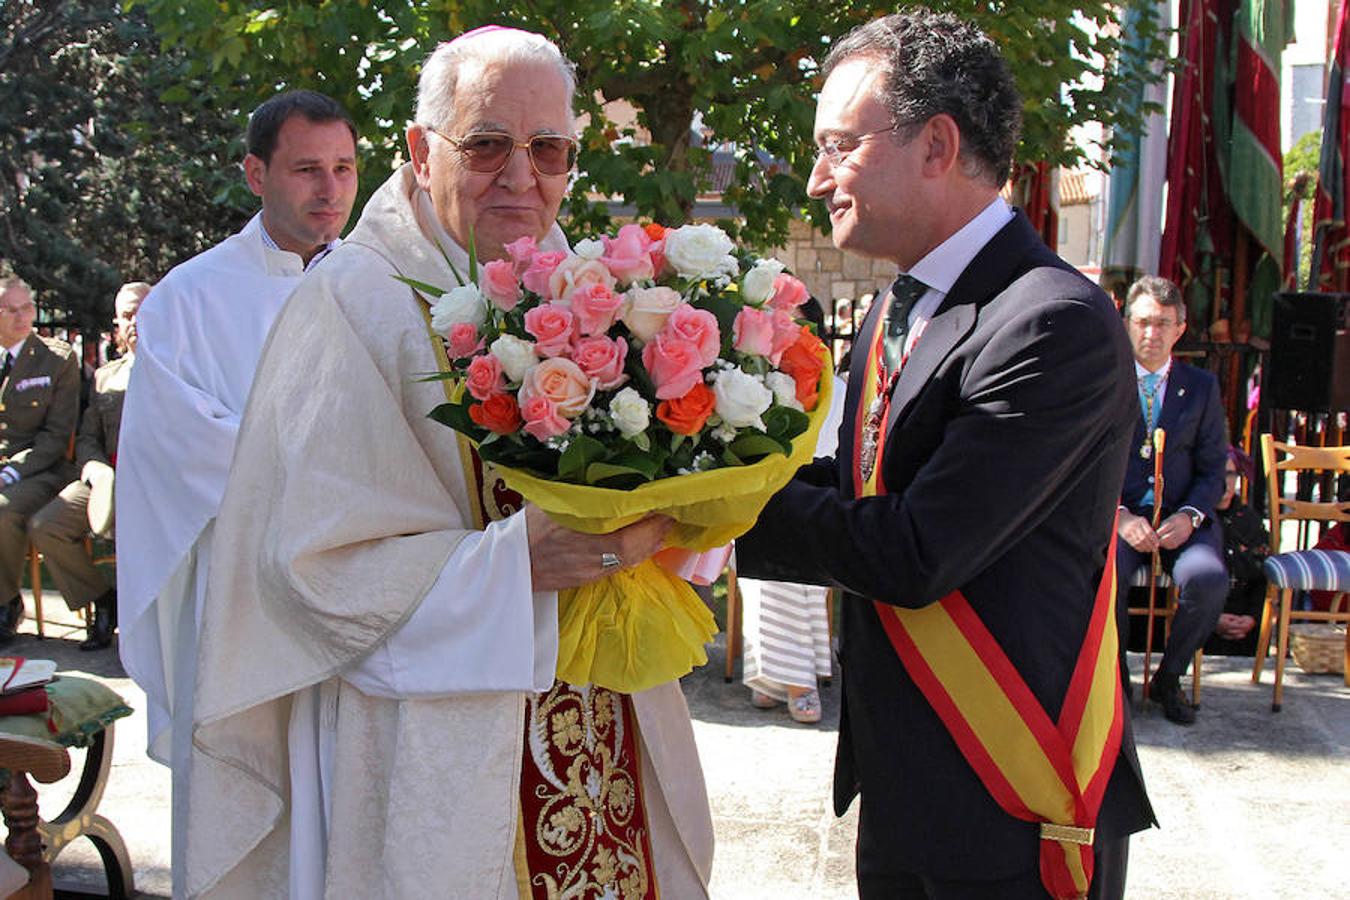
(30, 282, 150, 650)
(0, 273, 80, 644)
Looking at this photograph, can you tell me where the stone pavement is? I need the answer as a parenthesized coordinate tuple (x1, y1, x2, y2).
(9, 595, 1348, 898)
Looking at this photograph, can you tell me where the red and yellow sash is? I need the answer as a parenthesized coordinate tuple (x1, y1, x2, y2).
(854, 314, 1123, 899)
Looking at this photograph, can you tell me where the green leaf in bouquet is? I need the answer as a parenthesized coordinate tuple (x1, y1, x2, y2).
(414, 371, 460, 383)
(721, 446, 743, 467)
(585, 460, 655, 486)
(698, 290, 745, 357)
(428, 400, 485, 440)
(393, 274, 447, 299)
(558, 435, 607, 482)
(670, 432, 688, 454)
(631, 431, 651, 452)
(728, 432, 791, 462)
(764, 405, 810, 441)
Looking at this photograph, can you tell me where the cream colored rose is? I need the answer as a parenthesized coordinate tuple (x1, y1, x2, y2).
(519, 357, 595, 418)
(548, 255, 615, 302)
(430, 284, 488, 334)
(764, 371, 804, 411)
(713, 368, 773, 430)
(490, 333, 539, 384)
(621, 286, 683, 342)
(663, 223, 737, 279)
(741, 259, 786, 305)
(609, 387, 651, 438)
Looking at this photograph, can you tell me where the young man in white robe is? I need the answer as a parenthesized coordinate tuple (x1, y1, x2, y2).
(185, 28, 715, 899)
(114, 89, 359, 898)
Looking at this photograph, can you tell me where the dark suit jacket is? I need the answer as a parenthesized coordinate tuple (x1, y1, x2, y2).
(1119, 361, 1227, 541)
(738, 212, 1156, 879)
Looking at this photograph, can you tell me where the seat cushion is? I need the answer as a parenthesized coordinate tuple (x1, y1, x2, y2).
(1263, 549, 1350, 591)
(0, 674, 131, 748)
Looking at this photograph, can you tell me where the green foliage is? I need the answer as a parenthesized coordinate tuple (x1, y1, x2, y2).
(1283, 129, 1320, 291)
(0, 1, 249, 332)
(130, 0, 1161, 253)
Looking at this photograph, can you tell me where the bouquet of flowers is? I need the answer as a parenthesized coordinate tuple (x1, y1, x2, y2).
(414, 222, 832, 692)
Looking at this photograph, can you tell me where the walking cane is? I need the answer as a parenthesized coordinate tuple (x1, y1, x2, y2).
(1141, 427, 1166, 701)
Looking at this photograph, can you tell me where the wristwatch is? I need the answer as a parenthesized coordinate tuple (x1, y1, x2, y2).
(1184, 508, 1204, 529)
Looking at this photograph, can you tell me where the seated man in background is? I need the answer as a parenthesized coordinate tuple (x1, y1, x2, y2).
(29, 281, 150, 651)
(0, 273, 80, 645)
(1115, 275, 1228, 724)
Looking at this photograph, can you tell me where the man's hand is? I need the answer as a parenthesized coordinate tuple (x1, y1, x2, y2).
(1155, 512, 1194, 550)
(1117, 510, 1160, 552)
(526, 505, 674, 592)
(1215, 613, 1255, 641)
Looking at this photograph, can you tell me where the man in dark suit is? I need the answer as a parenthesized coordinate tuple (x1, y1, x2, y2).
(1115, 275, 1228, 724)
(736, 10, 1154, 898)
(0, 273, 80, 644)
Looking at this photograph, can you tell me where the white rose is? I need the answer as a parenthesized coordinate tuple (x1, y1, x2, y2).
(574, 238, 605, 260)
(490, 333, 539, 383)
(430, 284, 488, 334)
(713, 368, 773, 430)
(741, 259, 785, 304)
(764, 371, 804, 411)
(663, 223, 737, 279)
(621, 285, 683, 342)
(609, 387, 651, 438)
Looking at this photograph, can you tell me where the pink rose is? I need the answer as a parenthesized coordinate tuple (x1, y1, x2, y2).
(732, 306, 775, 358)
(480, 259, 521, 311)
(464, 353, 507, 401)
(571, 282, 625, 336)
(522, 251, 567, 297)
(572, 335, 630, 391)
(661, 304, 721, 367)
(549, 255, 615, 303)
(519, 357, 595, 418)
(446, 323, 484, 359)
(768, 273, 809, 312)
(520, 395, 570, 441)
(504, 235, 538, 277)
(621, 286, 683, 342)
(642, 333, 706, 400)
(601, 223, 657, 285)
(768, 309, 800, 366)
(523, 303, 575, 358)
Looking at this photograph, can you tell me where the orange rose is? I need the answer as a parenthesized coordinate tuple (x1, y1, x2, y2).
(643, 223, 668, 241)
(656, 382, 716, 435)
(778, 326, 827, 411)
(468, 394, 522, 434)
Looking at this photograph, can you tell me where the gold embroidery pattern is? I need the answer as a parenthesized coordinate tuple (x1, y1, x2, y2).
(521, 683, 656, 900)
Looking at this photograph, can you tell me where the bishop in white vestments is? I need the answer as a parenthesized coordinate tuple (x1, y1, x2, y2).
(182, 29, 713, 900)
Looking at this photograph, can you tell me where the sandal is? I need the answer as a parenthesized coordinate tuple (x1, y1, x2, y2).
(788, 689, 822, 724)
(751, 690, 781, 709)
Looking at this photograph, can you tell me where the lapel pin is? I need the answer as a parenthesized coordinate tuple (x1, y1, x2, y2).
(1177, 388, 1186, 398)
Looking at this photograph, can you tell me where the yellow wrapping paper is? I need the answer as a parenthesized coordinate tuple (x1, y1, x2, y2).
(497, 359, 834, 693)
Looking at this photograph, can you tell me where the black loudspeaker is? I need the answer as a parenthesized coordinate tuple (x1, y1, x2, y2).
(1268, 292, 1350, 412)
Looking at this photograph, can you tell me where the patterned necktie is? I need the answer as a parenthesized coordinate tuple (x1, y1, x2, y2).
(1138, 371, 1162, 507)
(883, 274, 927, 372)
(0, 352, 10, 383)
(1138, 371, 1162, 432)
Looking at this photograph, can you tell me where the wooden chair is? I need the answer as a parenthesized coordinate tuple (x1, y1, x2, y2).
(723, 565, 835, 684)
(0, 734, 71, 900)
(1125, 566, 1203, 708)
(1250, 436, 1350, 711)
